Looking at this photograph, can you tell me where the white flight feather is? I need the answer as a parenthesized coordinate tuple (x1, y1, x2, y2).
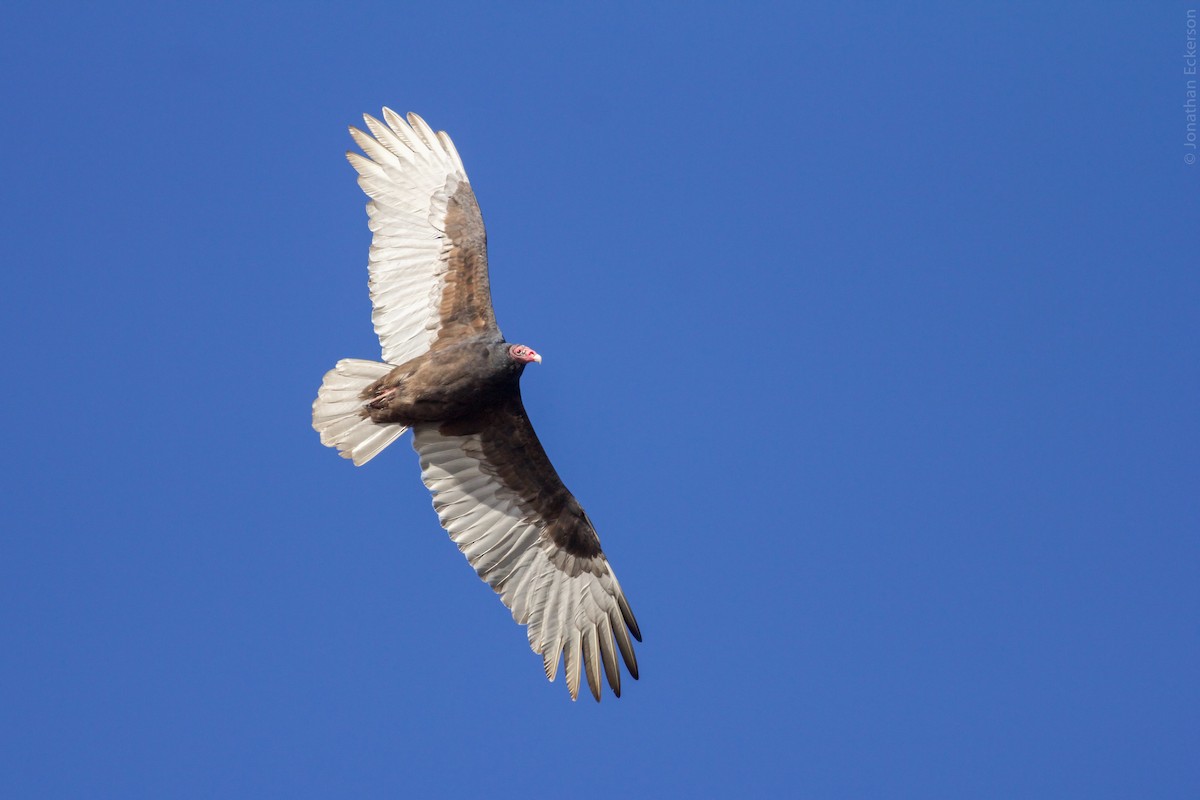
(345, 110, 471, 368)
(311, 359, 406, 466)
(412, 426, 636, 700)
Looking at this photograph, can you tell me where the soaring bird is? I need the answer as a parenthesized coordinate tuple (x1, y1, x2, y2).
(312, 110, 640, 701)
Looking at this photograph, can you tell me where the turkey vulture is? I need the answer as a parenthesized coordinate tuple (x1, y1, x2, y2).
(311, 110, 641, 701)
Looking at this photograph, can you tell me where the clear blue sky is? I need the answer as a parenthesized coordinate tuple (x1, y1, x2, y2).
(1, 3, 1196, 797)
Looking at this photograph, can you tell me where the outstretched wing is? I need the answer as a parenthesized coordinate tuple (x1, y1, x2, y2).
(411, 397, 641, 701)
(347, 110, 500, 365)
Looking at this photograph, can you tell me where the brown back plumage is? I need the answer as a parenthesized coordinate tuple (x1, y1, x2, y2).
(433, 182, 500, 346)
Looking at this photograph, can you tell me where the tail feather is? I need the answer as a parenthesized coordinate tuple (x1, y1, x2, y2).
(313, 359, 406, 466)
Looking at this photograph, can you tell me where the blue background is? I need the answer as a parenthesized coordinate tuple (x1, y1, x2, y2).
(2, 3, 1196, 797)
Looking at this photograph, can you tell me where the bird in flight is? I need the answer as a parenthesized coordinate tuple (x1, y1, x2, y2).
(312, 110, 640, 701)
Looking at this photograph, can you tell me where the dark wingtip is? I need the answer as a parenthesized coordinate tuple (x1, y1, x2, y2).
(618, 595, 642, 642)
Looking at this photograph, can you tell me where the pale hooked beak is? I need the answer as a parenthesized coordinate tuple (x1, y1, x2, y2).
(531, 352, 542, 364)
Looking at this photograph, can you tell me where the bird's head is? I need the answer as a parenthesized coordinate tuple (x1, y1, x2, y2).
(508, 344, 542, 365)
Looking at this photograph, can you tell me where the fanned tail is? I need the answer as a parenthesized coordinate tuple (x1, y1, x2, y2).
(312, 359, 406, 466)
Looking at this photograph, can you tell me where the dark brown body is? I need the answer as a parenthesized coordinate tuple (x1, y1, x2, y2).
(361, 337, 524, 426)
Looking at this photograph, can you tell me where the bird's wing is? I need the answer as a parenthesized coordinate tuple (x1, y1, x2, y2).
(411, 396, 641, 701)
(347, 110, 500, 365)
